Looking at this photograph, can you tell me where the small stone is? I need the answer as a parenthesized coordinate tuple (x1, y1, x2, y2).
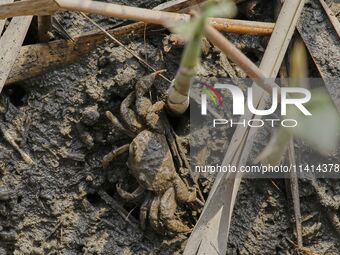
(0, 188, 10, 201)
(81, 105, 100, 126)
(86, 175, 94, 182)
(80, 131, 94, 149)
(98, 56, 109, 68)
(0, 230, 16, 241)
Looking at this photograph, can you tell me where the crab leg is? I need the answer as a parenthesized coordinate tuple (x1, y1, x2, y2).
(102, 144, 130, 169)
(160, 187, 191, 233)
(120, 92, 143, 134)
(173, 175, 196, 203)
(133, 72, 166, 131)
(116, 183, 145, 202)
(106, 111, 135, 138)
(145, 101, 166, 130)
(139, 192, 152, 230)
(149, 195, 164, 234)
(135, 72, 157, 99)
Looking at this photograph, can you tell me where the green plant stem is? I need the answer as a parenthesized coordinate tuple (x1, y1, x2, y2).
(173, 17, 205, 96)
(167, 16, 207, 114)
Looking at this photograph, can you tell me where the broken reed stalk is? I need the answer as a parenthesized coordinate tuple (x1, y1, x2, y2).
(0, 0, 14, 33)
(209, 18, 274, 35)
(0, 0, 275, 35)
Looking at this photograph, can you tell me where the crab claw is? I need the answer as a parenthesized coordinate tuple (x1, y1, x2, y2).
(160, 187, 192, 233)
(135, 73, 157, 98)
(116, 183, 145, 202)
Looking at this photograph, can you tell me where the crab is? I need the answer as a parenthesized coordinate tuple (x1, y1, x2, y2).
(103, 73, 196, 233)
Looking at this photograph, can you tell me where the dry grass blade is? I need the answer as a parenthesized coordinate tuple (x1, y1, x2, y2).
(0, 15, 32, 93)
(287, 42, 305, 249)
(204, 26, 281, 95)
(184, 0, 306, 253)
(0, 0, 14, 33)
(318, 0, 340, 37)
(288, 140, 303, 248)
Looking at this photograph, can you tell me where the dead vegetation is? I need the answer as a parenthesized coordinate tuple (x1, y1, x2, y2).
(0, 0, 339, 254)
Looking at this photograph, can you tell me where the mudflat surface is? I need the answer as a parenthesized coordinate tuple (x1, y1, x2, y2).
(0, 0, 340, 254)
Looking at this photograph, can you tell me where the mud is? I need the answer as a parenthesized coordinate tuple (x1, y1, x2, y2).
(0, 0, 339, 254)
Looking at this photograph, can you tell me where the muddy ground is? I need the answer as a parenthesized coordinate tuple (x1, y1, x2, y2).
(0, 0, 340, 254)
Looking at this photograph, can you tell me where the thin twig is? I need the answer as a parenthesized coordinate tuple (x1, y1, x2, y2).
(80, 12, 171, 84)
(0, 0, 275, 35)
(288, 140, 303, 249)
(204, 25, 281, 96)
(97, 189, 139, 229)
(280, 53, 303, 249)
(0, 123, 34, 165)
(44, 220, 62, 241)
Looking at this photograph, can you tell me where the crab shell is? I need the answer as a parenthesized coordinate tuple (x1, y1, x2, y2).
(127, 130, 176, 193)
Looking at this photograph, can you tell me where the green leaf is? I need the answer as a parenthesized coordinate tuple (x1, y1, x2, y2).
(257, 88, 340, 165)
(170, 0, 237, 41)
(202, 1, 237, 18)
(171, 17, 202, 41)
(288, 88, 340, 154)
(255, 127, 292, 165)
